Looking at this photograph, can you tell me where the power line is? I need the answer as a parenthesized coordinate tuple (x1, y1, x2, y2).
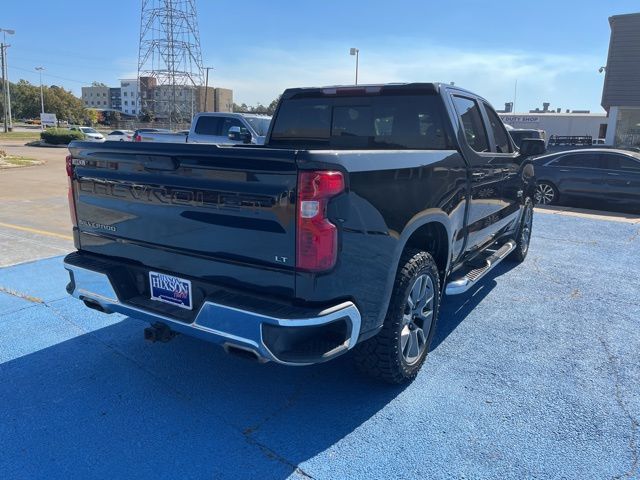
(9, 65, 91, 85)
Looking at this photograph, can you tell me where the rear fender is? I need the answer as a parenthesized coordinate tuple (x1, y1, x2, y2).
(366, 211, 453, 336)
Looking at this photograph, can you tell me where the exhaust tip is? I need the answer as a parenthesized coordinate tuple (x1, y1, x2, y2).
(82, 298, 111, 314)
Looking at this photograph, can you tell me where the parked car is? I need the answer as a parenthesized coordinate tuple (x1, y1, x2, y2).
(533, 148, 640, 209)
(135, 129, 188, 143)
(508, 128, 546, 149)
(106, 130, 134, 142)
(132, 128, 171, 142)
(70, 127, 105, 142)
(63, 82, 544, 383)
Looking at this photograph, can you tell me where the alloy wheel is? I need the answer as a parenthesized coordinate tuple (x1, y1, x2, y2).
(535, 183, 556, 205)
(400, 274, 434, 365)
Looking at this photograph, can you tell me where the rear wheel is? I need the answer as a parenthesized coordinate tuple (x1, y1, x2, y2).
(535, 181, 558, 205)
(354, 249, 440, 384)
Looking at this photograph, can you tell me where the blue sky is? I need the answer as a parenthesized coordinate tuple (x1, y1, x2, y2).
(2, 0, 638, 112)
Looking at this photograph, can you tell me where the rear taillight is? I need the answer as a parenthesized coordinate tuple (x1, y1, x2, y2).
(66, 155, 77, 227)
(65, 154, 74, 177)
(135, 134, 142, 142)
(296, 171, 345, 272)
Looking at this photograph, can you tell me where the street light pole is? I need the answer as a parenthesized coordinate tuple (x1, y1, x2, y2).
(1, 29, 15, 131)
(1, 43, 6, 132)
(203, 66, 213, 112)
(35, 66, 45, 127)
(349, 48, 359, 85)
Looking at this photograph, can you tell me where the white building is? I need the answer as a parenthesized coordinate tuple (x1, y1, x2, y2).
(120, 79, 140, 115)
(499, 113, 609, 142)
(81, 86, 110, 109)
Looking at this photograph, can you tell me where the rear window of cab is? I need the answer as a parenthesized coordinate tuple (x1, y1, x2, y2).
(270, 92, 454, 150)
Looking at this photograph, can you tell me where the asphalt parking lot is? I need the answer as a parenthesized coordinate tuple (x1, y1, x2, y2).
(0, 211, 638, 479)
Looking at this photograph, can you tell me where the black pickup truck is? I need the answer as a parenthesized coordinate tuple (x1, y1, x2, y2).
(63, 83, 545, 383)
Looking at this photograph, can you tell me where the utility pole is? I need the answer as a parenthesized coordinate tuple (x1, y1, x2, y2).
(203, 66, 213, 112)
(5, 49, 12, 131)
(1, 43, 7, 133)
(1, 29, 15, 131)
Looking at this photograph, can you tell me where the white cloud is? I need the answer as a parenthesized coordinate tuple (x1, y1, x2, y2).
(207, 42, 603, 111)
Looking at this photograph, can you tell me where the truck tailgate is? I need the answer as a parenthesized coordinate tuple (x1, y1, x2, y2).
(68, 142, 298, 298)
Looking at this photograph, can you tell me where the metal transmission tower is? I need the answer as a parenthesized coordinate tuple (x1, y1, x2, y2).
(137, 0, 204, 126)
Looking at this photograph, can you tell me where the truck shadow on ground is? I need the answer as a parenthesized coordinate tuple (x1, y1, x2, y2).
(432, 261, 519, 350)
(0, 262, 515, 479)
(0, 314, 405, 479)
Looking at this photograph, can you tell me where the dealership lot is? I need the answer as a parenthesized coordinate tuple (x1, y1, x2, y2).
(0, 212, 638, 479)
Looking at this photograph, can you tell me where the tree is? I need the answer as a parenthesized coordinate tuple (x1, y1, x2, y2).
(2, 79, 87, 124)
(232, 102, 249, 113)
(267, 96, 281, 115)
(91, 81, 108, 88)
(140, 109, 154, 122)
(85, 109, 99, 126)
(232, 97, 280, 115)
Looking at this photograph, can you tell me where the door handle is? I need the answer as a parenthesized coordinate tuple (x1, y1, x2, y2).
(559, 169, 571, 172)
(471, 172, 485, 178)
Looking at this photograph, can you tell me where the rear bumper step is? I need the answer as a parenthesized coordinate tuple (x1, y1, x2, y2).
(445, 239, 516, 295)
(63, 255, 361, 366)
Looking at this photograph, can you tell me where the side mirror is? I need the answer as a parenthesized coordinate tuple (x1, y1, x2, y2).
(228, 126, 252, 143)
(519, 138, 546, 158)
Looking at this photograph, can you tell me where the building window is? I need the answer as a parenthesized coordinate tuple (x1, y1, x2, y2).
(615, 108, 640, 147)
(124, 100, 128, 106)
(131, 109, 136, 114)
(123, 91, 128, 97)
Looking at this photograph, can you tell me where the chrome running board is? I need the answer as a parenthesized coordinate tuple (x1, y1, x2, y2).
(445, 240, 517, 295)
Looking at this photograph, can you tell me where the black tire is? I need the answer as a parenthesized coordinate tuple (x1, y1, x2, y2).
(354, 249, 441, 384)
(535, 181, 558, 205)
(510, 197, 534, 263)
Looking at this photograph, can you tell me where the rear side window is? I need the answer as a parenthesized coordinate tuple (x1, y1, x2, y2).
(483, 103, 512, 153)
(553, 153, 603, 169)
(194, 116, 222, 135)
(604, 154, 640, 172)
(270, 93, 452, 149)
(452, 96, 489, 152)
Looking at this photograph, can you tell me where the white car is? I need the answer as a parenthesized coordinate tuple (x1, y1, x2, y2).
(70, 127, 105, 142)
(106, 130, 134, 142)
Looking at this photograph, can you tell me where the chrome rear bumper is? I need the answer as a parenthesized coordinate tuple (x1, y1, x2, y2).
(64, 260, 361, 366)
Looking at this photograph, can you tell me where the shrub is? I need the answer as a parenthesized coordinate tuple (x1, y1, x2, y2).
(40, 128, 84, 145)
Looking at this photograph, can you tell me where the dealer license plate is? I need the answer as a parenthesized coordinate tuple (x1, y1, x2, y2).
(149, 271, 192, 310)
